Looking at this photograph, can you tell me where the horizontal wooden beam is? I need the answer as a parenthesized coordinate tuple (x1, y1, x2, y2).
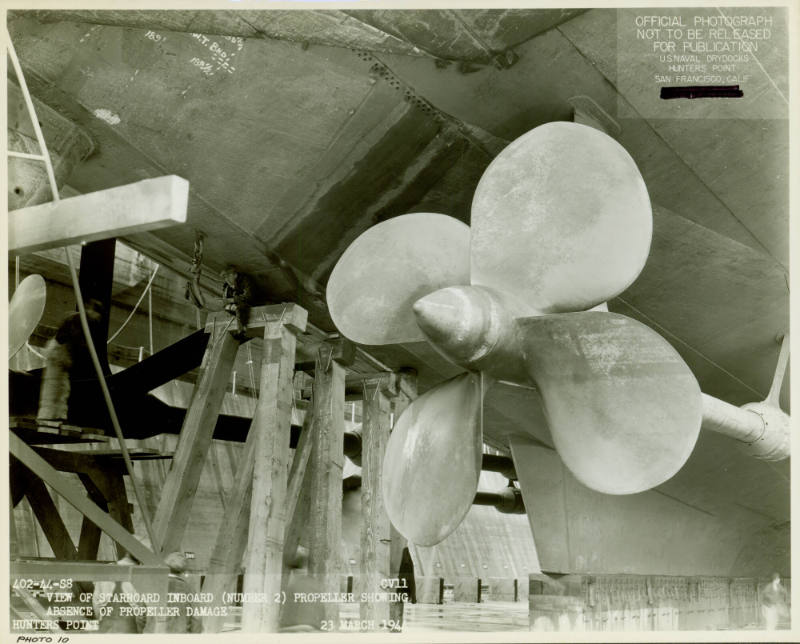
(9, 432, 161, 566)
(8, 175, 189, 256)
(34, 446, 169, 474)
(205, 302, 308, 338)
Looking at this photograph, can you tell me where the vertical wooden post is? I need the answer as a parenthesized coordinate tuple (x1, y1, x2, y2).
(152, 322, 241, 554)
(306, 340, 350, 627)
(201, 305, 307, 633)
(240, 304, 307, 632)
(358, 375, 393, 629)
(85, 469, 136, 560)
(76, 238, 116, 374)
(77, 517, 102, 560)
(389, 369, 417, 631)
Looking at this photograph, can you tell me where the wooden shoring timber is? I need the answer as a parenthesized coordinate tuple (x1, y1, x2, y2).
(202, 401, 315, 633)
(77, 517, 103, 561)
(10, 503, 19, 558)
(77, 473, 107, 560)
(87, 470, 135, 532)
(8, 175, 189, 256)
(201, 410, 259, 633)
(10, 456, 33, 507)
(151, 323, 242, 554)
(283, 403, 316, 549)
(388, 369, 418, 631)
(358, 375, 395, 628)
(9, 434, 161, 566)
(23, 475, 97, 594)
(77, 238, 116, 373)
(88, 469, 136, 560)
(107, 328, 210, 398)
(306, 340, 350, 628)
(282, 467, 312, 572)
(240, 304, 307, 632)
(24, 477, 78, 560)
(277, 409, 316, 624)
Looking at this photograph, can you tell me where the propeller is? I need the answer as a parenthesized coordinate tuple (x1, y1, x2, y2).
(470, 122, 652, 313)
(382, 373, 483, 546)
(9, 274, 47, 360)
(518, 312, 701, 494)
(326, 121, 702, 545)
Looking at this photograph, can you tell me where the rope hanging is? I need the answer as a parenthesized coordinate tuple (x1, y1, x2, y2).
(107, 264, 160, 344)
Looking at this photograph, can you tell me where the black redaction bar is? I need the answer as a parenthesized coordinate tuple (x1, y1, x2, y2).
(661, 85, 744, 99)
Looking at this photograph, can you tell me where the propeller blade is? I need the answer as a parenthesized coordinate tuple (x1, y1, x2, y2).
(471, 121, 652, 313)
(9, 274, 46, 360)
(519, 311, 701, 494)
(326, 213, 470, 345)
(383, 373, 483, 546)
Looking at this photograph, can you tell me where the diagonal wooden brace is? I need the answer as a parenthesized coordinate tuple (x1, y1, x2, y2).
(9, 433, 160, 566)
(151, 324, 241, 554)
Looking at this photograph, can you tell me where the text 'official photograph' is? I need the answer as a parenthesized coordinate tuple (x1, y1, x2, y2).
(4, 2, 791, 638)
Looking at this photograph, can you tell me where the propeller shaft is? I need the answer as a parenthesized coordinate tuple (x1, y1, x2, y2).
(473, 487, 525, 514)
(701, 394, 789, 461)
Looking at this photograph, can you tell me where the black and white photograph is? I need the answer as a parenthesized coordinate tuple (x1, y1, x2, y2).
(3, 1, 795, 639)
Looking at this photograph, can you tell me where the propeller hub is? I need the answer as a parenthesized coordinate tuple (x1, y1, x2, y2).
(412, 286, 528, 383)
(412, 286, 500, 364)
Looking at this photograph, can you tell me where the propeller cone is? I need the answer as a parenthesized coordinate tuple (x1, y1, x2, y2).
(471, 122, 652, 313)
(519, 311, 702, 494)
(326, 213, 470, 345)
(383, 373, 483, 546)
(9, 274, 46, 360)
